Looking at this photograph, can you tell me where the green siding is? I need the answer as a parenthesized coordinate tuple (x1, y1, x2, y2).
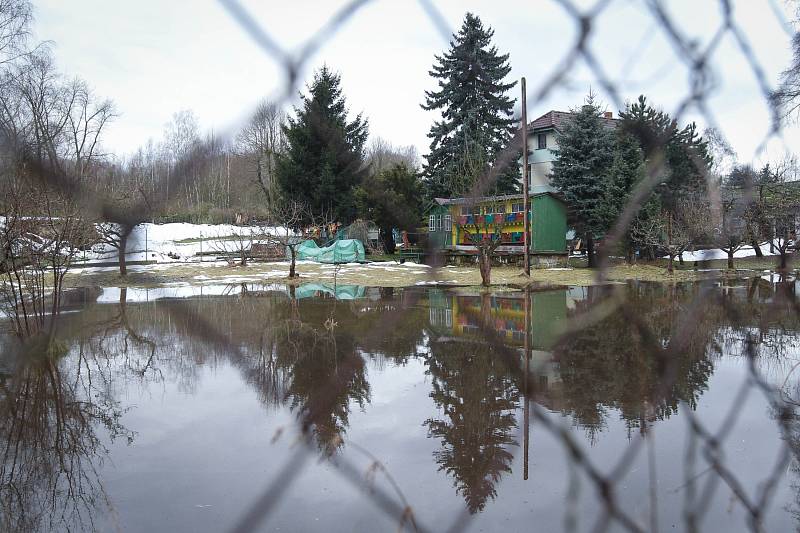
(427, 204, 450, 249)
(530, 290, 567, 351)
(531, 194, 567, 253)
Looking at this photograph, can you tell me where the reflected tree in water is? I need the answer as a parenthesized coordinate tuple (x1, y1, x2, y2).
(423, 328, 519, 513)
(272, 297, 371, 456)
(0, 341, 134, 533)
(554, 283, 717, 435)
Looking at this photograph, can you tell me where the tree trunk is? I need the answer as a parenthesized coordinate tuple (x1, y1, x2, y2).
(381, 227, 396, 254)
(666, 211, 675, 274)
(747, 277, 758, 302)
(678, 252, 684, 265)
(289, 247, 297, 278)
(478, 249, 491, 287)
(118, 233, 128, 277)
(727, 249, 735, 270)
(586, 234, 596, 268)
(751, 239, 763, 257)
(780, 251, 788, 271)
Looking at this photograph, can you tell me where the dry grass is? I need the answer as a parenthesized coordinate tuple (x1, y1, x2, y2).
(60, 258, 781, 291)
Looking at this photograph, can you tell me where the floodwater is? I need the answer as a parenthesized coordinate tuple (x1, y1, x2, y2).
(2, 278, 800, 532)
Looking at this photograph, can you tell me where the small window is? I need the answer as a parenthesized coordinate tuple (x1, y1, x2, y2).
(512, 202, 525, 213)
(429, 215, 435, 232)
(444, 215, 452, 231)
(537, 133, 547, 150)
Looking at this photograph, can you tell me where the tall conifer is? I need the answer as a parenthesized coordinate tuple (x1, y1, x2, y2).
(277, 66, 368, 224)
(422, 13, 518, 198)
(550, 95, 615, 266)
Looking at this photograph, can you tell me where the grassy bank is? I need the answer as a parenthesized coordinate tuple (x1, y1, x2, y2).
(61, 255, 791, 291)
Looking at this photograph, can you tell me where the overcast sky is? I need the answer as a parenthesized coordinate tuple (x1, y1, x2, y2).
(33, 0, 800, 166)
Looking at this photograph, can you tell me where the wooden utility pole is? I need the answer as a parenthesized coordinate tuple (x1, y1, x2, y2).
(523, 288, 531, 480)
(521, 78, 531, 275)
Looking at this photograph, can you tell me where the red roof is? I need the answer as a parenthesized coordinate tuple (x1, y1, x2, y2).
(528, 110, 618, 132)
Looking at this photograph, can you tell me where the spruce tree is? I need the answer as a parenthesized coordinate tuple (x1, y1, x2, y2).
(354, 164, 423, 253)
(663, 121, 711, 206)
(550, 95, 615, 266)
(619, 95, 711, 212)
(422, 13, 519, 198)
(598, 131, 660, 261)
(277, 66, 369, 224)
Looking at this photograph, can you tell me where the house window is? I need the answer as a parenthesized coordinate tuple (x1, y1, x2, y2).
(430, 307, 453, 327)
(436, 214, 442, 230)
(444, 215, 452, 231)
(429, 215, 435, 231)
(537, 133, 547, 150)
(512, 202, 525, 213)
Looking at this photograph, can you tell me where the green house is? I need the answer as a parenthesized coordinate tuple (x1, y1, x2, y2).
(426, 192, 567, 262)
(426, 202, 452, 249)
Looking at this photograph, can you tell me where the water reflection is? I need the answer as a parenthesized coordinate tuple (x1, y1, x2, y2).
(555, 285, 717, 435)
(271, 305, 371, 456)
(0, 337, 134, 532)
(1, 279, 799, 530)
(424, 325, 519, 513)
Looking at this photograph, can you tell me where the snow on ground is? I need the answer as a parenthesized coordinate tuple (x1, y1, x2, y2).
(670, 240, 786, 262)
(76, 222, 289, 264)
(97, 283, 288, 303)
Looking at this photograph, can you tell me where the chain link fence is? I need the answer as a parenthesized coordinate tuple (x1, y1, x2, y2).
(3, 0, 800, 532)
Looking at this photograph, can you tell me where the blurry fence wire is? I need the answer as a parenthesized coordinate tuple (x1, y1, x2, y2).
(3, 0, 800, 531)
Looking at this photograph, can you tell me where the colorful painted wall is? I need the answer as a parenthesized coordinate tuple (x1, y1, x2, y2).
(432, 193, 567, 254)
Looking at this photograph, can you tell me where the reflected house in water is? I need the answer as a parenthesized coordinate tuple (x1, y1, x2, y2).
(422, 287, 587, 512)
(426, 288, 582, 401)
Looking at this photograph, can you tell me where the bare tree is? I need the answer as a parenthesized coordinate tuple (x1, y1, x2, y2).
(0, 0, 33, 66)
(262, 200, 317, 279)
(162, 109, 200, 207)
(164, 109, 199, 162)
(703, 127, 737, 184)
(715, 190, 749, 270)
(64, 78, 116, 186)
(364, 136, 419, 173)
(459, 199, 507, 287)
(211, 228, 257, 267)
(14, 49, 72, 168)
(774, 28, 800, 121)
(0, 177, 93, 338)
(632, 196, 709, 273)
(237, 100, 285, 205)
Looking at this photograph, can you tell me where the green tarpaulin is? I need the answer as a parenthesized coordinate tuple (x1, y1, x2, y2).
(293, 283, 366, 300)
(294, 239, 366, 264)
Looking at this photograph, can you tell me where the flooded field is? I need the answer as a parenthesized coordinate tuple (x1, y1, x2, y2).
(1, 278, 799, 532)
